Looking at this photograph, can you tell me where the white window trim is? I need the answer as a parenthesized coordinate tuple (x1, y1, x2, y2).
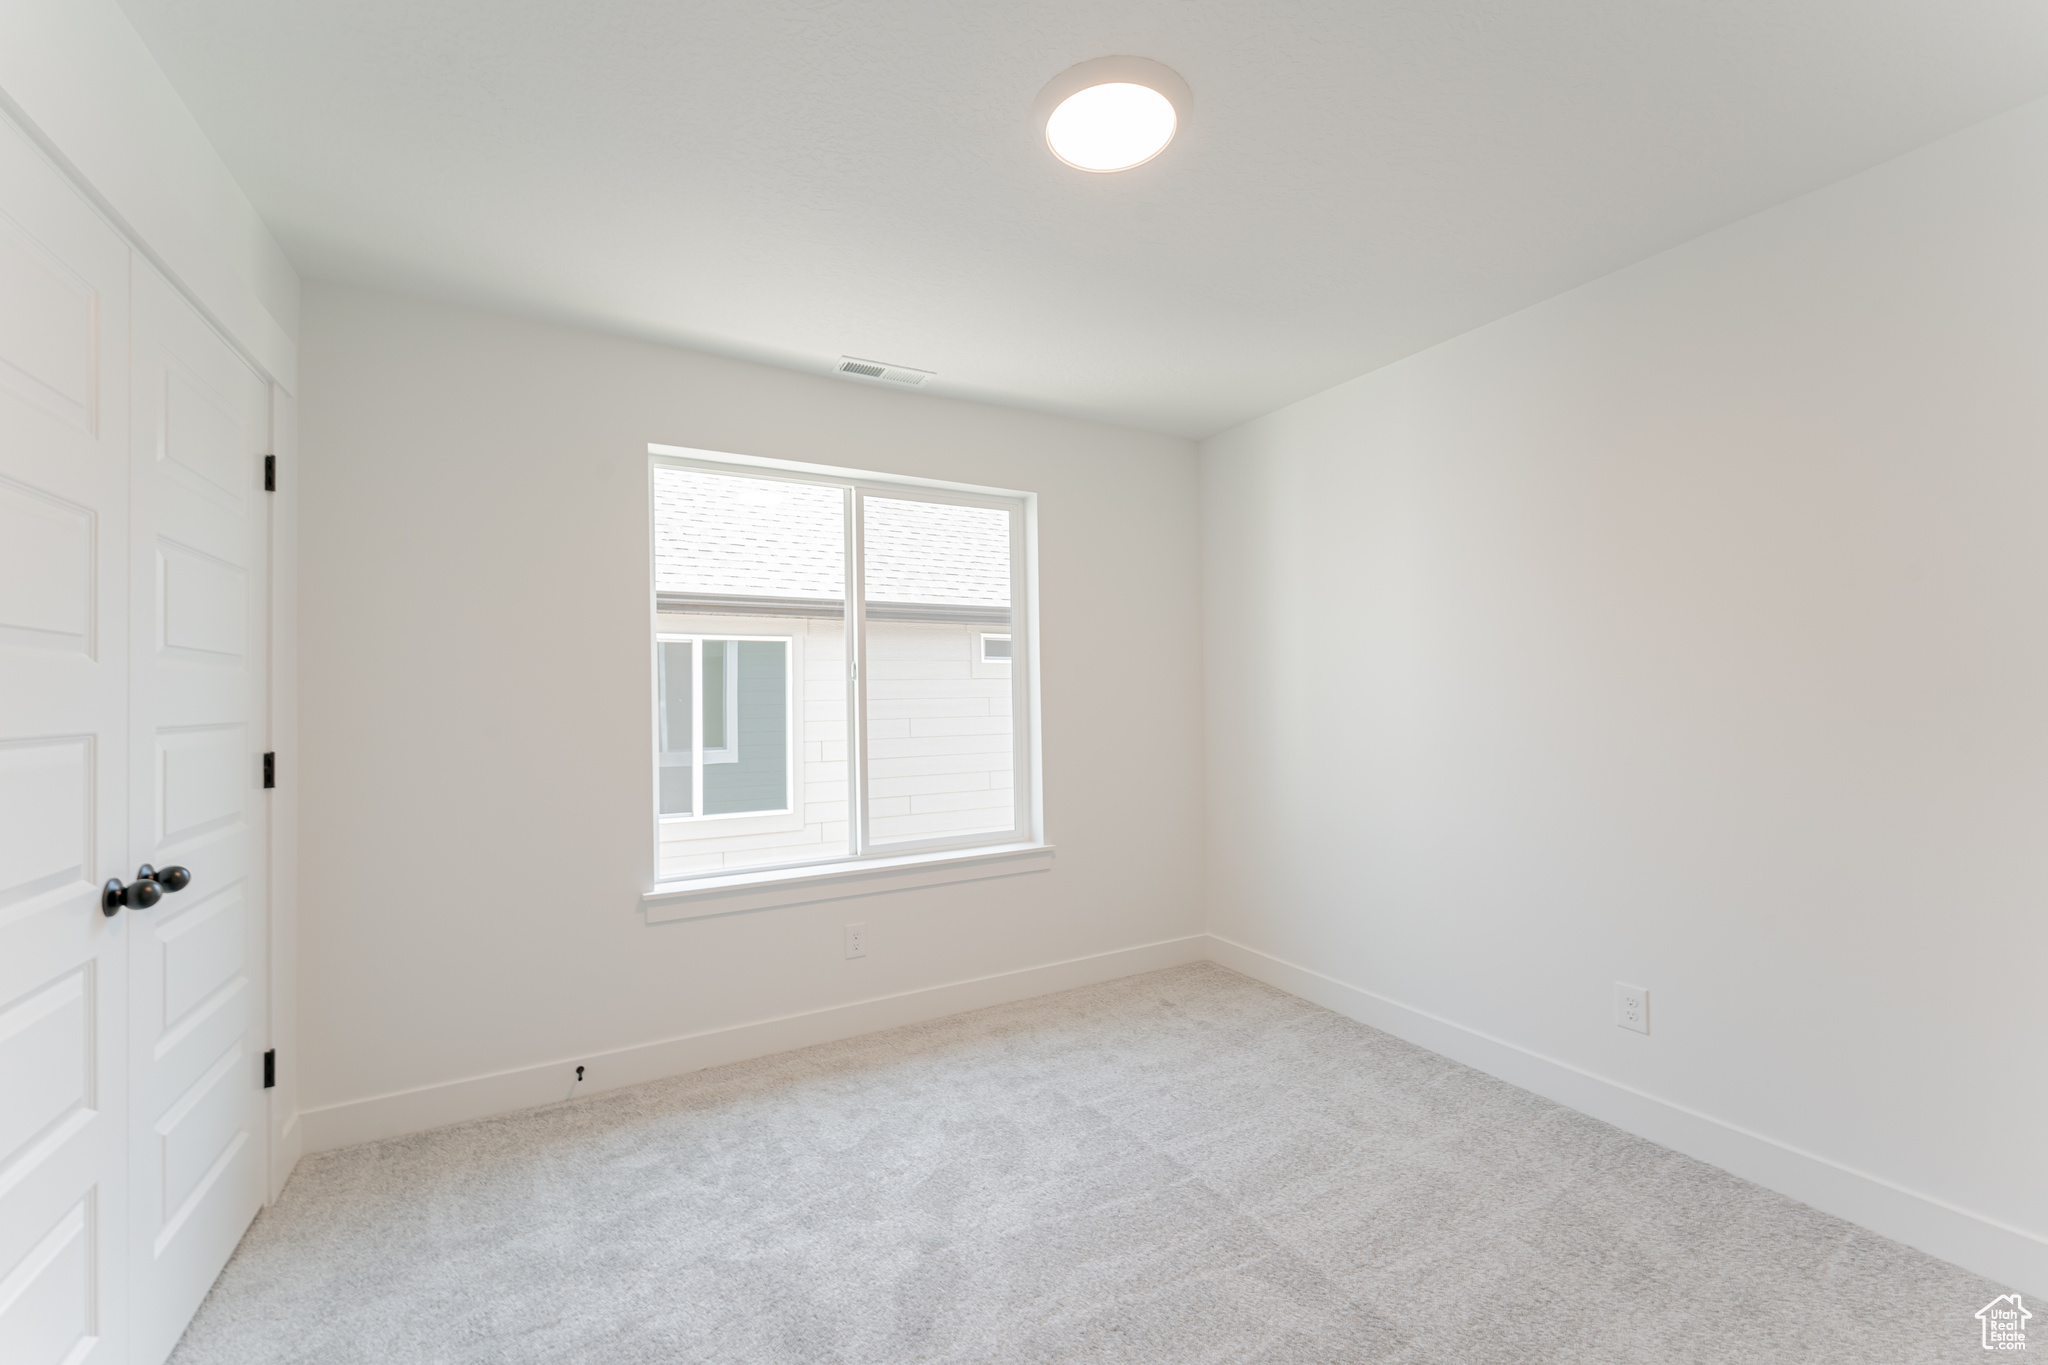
(646, 443, 1043, 902)
(643, 842, 1055, 922)
(655, 635, 741, 770)
(970, 632, 1012, 682)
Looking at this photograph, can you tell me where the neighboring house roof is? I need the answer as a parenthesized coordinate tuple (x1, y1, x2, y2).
(654, 467, 1011, 619)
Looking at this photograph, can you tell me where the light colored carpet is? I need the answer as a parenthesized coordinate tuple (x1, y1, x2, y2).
(170, 963, 2007, 1364)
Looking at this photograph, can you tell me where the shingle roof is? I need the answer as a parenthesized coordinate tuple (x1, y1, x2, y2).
(654, 468, 1010, 608)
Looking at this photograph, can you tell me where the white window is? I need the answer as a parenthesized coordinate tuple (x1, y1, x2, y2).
(648, 449, 1035, 885)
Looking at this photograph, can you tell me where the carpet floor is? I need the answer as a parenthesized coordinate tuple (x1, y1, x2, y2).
(170, 963, 2008, 1364)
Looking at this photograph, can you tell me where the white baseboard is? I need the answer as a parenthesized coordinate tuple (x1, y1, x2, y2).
(297, 933, 1209, 1155)
(1204, 933, 2047, 1299)
(290, 928, 2043, 1298)
(267, 1107, 303, 1206)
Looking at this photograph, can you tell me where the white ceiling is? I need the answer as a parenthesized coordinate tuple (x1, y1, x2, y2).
(118, 1, 2048, 438)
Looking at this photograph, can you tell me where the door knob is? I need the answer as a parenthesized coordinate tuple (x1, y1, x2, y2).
(100, 865, 191, 916)
(138, 864, 192, 893)
(102, 877, 162, 916)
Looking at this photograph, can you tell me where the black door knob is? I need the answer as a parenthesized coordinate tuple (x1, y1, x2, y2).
(102, 877, 162, 916)
(138, 864, 192, 893)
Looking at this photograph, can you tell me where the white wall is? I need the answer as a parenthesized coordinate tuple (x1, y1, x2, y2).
(295, 283, 1205, 1147)
(1202, 98, 2048, 1295)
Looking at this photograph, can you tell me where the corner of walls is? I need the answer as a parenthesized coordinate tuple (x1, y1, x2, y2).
(1193, 98, 2048, 1299)
(295, 285, 1205, 1154)
(0, 0, 300, 390)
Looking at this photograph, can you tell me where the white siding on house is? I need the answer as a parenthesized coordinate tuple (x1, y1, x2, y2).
(658, 614, 846, 877)
(657, 613, 1013, 875)
(863, 621, 1013, 844)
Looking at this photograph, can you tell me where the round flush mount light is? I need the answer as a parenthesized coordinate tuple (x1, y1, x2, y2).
(1034, 56, 1190, 173)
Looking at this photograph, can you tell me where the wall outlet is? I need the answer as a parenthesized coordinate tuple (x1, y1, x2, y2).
(845, 923, 867, 959)
(1615, 982, 1649, 1034)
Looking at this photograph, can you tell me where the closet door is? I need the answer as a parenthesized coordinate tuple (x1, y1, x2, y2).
(125, 263, 270, 1365)
(0, 118, 133, 1365)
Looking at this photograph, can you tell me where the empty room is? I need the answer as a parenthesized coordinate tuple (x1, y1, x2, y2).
(1, 1, 2043, 1360)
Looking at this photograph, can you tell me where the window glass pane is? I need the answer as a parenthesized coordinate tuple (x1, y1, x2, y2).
(654, 466, 849, 876)
(654, 467, 843, 605)
(703, 640, 788, 815)
(657, 640, 693, 817)
(862, 496, 1015, 846)
(701, 639, 729, 752)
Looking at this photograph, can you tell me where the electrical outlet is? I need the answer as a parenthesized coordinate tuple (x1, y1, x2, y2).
(1615, 982, 1649, 1034)
(845, 923, 867, 959)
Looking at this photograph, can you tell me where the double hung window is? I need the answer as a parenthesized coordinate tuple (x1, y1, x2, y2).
(650, 449, 1033, 883)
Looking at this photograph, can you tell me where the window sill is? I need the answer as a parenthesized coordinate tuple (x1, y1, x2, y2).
(642, 843, 1055, 923)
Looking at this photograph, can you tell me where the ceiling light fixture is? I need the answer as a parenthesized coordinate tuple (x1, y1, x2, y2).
(1034, 57, 1190, 173)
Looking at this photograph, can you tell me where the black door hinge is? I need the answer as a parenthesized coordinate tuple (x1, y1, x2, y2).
(262, 752, 275, 789)
(264, 454, 276, 492)
(263, 1049, 276, 1089)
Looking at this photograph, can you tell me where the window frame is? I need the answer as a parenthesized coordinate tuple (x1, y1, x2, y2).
(698, 638, 741, 764)
(646, 446, 1040, 893)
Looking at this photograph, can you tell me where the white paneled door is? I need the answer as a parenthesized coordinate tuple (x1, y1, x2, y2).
(125, 264, 271, 1365)
(0, 112, 272, 1365)
(0, 117, 135, 1365)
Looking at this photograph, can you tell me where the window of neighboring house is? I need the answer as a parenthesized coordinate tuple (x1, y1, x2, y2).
(650, 451, 1034, 883)
(656, 635, 790, 818)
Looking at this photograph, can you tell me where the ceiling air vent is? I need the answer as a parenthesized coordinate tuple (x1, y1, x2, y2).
(837, 356, 934, 387)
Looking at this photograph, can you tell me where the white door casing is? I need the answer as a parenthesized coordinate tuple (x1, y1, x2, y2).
(125, 261, 271, 1365)
(0, 116, 134, 1365)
